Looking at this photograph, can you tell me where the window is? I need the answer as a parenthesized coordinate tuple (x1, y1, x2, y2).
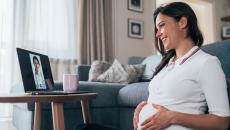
(0, 0, 78, 118)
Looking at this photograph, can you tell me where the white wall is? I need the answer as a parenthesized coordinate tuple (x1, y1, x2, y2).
(212, 0, 230, 41)
(112, 0, 156, 64)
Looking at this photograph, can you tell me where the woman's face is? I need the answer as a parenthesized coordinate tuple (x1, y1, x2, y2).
(34, 59, 40, 72)
(155, 13, 186, 51)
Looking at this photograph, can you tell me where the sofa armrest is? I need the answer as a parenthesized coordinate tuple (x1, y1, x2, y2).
(74, 64, 91, 81)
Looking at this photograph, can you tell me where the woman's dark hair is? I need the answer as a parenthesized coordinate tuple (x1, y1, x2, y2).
(152, 2, 203, 77)
(33, 56, 40, 64)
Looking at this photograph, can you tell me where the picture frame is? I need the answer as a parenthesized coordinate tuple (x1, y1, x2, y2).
(128, 0, 143, 12)
(222, 25, 230, 39)
(128, 19, 144, 39)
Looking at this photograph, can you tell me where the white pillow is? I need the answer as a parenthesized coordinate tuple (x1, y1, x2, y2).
(141, 55, 162, 81)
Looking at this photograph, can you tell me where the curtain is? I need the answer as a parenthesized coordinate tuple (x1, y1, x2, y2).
(0, 0, 15, 118)
(0, 0, 78, 118)
(50, 58, 78, 80)
(78, 0, 113, 64)
(21, 0, 77, 59)
(15, 0, 78, 81)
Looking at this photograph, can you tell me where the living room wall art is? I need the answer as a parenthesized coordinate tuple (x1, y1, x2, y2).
(128, 19, 144, 39)
(128, 0, 143, 12)
(222, 25, 230, 39)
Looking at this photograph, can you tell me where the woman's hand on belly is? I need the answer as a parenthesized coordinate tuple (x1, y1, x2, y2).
(140, 104, 174, 130)
(133, 101, 147, 130)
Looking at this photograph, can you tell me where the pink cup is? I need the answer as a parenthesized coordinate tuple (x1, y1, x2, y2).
(63, 74, 79, 92)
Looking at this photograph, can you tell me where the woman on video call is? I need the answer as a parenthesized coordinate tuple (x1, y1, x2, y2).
(33, 56, 46, 89)
(133, 2, 230, 130)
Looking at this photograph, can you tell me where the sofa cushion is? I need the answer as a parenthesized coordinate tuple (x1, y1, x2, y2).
(78, 81, 125, 107)
(88, 61, 111, 81)
(141, 55, 162, 81)
(118, 82, 149, 107)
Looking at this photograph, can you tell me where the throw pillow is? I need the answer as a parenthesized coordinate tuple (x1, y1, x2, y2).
(97, 59, 146, 84)
(88, 60, 111, 81)
(97, 59, 130, 84)
(141, 55, 162, 81)
(123, 64, 146, 83)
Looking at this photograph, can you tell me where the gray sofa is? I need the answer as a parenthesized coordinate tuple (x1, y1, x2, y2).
(12, 40, 230, 130)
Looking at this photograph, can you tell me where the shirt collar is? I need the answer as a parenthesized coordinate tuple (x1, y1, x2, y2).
(169, 46, 199, 65)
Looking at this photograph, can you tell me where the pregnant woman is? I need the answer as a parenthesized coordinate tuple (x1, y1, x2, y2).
(133, 2, 230, 130)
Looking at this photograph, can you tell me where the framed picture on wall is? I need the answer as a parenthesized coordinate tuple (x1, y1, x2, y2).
(128, 0, 143, 12)
(222, 25, 230, 39)
(128, 19, 144, 39)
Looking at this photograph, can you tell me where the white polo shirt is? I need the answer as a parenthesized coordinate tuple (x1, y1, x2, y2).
(138, 46, 230, 130)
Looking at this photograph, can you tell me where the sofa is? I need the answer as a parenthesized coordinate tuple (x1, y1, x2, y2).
(12, 40, 230, 130)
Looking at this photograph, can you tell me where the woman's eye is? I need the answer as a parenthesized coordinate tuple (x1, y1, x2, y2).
(159, 23, 165, 28)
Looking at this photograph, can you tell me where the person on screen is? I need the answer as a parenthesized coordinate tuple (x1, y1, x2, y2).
(33, 56, 46, 89)
(133, 2, 230, 130)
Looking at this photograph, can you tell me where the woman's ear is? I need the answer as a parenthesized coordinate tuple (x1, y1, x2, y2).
(178, 16, 188, 29)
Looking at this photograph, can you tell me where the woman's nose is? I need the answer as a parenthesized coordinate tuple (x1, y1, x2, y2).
(155, 30, 161, 38)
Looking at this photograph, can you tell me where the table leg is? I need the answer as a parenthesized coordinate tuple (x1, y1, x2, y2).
(34, 102, 41, 130)
(51, 102, 65, 130)
(81, 99, 91, 124)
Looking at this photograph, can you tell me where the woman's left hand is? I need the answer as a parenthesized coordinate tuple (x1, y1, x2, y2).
(140, 104, 174, 130)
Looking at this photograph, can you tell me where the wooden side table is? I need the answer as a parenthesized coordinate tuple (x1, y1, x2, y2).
(0, 93, 97, 130)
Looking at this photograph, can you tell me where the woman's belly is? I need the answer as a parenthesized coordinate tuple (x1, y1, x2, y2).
(138, 103, 194, 130)
(138, 103, 158, 128)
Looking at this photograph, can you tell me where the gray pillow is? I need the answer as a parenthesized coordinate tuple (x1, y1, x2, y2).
(97, 59, 130, 84)
(141, 55, 162, 81)
(97, 59, 145, 84)
(88, 60, 111, 81)
(125, 64, 146, 82)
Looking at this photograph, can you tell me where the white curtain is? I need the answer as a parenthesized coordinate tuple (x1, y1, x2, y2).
(0, 0, 78, 118)
(50, 58, 78, 80)
(0, 0, 15, 118)
(21, 0, 77, 59)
